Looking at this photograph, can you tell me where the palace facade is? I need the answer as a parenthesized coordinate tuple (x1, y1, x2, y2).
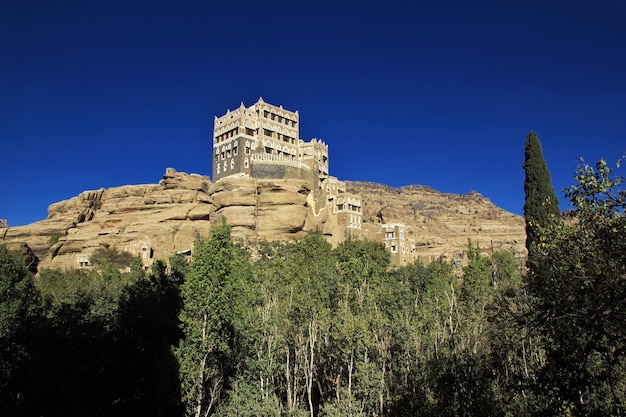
(212, 98, 417, 265)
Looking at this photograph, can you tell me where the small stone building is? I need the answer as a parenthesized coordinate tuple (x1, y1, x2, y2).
(125, 239, 154, 270)
(379, 223, 417, 267)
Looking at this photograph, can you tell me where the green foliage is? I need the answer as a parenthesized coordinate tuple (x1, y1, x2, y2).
(115, 259, 184, 415)
(3, 222, 557, 417)
(0, 245, 41, 414)
(490, 250, 522, 294)
(528, 156, 626, 415)
(15, 194, 621, 417)
(17, 144, 626, 417)
(215, 379, 281, 417)
(203, 233, 539, 417)
(461, 240, 493, 304)
(1, 244, 184, 416)
(177, 220, 253, 417)
(567, 156, 625, 218)
(47, 231, 65, 246)
(89, 246, 136, 269)
(169, 253, 189, 283)
(523, 131, 560, 270)
(0, 245, 40, 335)
(37, 260, 139, 317)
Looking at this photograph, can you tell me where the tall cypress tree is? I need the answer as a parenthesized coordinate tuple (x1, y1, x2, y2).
(522, 131, 560, 270)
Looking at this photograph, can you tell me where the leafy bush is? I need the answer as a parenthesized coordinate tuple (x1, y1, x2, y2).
(47, 231, 65, 246)
(90, 246, 136, 268)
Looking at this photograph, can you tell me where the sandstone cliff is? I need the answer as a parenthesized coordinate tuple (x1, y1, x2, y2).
(1, 169, 525, 271)
(346, 182, 525, 262)
(1, 169, 330, 270)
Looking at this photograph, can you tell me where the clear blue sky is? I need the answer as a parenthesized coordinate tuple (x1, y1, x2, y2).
(1, 0, 624, 226)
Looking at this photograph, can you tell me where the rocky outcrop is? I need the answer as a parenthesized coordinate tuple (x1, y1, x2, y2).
(3, 242, 39, 273)
(1, 170, 526, 272)
(2, 169, 331, 271)
(208, 176, 323, 241)
(2, 169, 215, 270)
(346, 182, 526, 261)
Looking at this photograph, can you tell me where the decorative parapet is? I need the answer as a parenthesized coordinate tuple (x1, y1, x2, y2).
(250, 153, 310, 170)
(214, 98, 299, 146)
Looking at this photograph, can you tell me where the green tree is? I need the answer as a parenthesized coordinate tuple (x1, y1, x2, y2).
(177, 220, 251, 417)
(214, 379, 281, 417)
(327, 238, 391, 417)
(89, 246, 136, 269)
(531, 157, 626, 415)
(255, 232, 337, 417)
(522, 131, 560, 271)
(115, 258, 183, 416)
(33, 256, 185, 416)
(0, 246, 39, 334)
(0, 245, 41, 415)
(460, 241, 494, 308)
(484, 250, 544, 416)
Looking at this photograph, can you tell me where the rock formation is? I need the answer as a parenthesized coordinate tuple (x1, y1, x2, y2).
(1, 169, 526, 272)
(347, 182, 525, 262)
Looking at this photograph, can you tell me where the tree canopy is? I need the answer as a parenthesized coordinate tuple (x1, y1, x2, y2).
(522, 131, 560, 271)
(2, 148, 625, 416)
(529, 156, 626, 415)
